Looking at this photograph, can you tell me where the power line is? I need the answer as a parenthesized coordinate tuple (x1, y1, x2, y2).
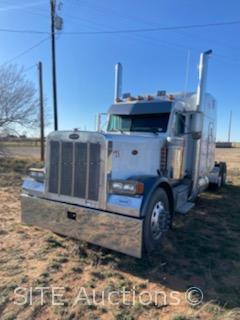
(63, 5, 240, 61)
(62, 1, 240, 61)
(3, 37, 50, 64)
(23, 63, 37, 73)
(0, 21, 239, 67)
(0, 27, 48, 34)
(62, 20, 240, 35)
(66, 1, 240, 48)
(93, 3, 240, 52)
(62, 7, 240, 63)
(0, 20, 240, 36)
(61, 17, 240, 62)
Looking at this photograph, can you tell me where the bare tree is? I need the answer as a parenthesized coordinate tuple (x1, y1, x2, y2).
(0, 64, 39, 132)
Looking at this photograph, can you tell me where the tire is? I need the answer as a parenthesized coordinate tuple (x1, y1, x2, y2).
(220, 162, 227, 186)
(209, 162, 227, 191)
(143, 188, 171, 253)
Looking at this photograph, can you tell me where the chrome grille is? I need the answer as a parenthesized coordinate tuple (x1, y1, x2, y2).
(48, 140, 101, 201)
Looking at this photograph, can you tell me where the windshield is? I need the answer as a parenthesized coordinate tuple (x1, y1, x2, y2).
(107, 113, 170, 133)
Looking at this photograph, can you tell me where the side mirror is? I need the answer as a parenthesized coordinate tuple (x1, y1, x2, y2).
(191, 112, 203, 140)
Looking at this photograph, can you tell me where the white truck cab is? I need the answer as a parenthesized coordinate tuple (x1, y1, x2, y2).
(21, 50, 227, 258)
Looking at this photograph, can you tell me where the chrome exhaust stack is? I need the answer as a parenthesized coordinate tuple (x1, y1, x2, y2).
(196, 50, 212, 109)
(191, 50, 212, 199)
(114, 63, 122, 102)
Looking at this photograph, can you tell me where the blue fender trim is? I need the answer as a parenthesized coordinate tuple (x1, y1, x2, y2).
(127, 175, 174, 217)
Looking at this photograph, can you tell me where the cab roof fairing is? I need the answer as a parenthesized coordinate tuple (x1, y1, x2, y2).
(171, 92, 216, 113)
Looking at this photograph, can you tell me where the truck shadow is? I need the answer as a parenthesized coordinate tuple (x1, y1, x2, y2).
(114, 183, 240, 309)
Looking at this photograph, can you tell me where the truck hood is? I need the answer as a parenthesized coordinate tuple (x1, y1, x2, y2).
(103, 132, 165, 179)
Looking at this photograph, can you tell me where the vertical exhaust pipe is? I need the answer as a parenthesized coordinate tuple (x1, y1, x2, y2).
(196, 50, 212, 111)
(191, 50, 212, 200)
(114, 63, 122, 102)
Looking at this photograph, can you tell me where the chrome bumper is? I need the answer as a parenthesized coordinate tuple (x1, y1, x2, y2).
(21, 194, 143, 258)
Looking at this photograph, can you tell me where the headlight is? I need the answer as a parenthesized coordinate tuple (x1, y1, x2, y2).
(109, 180, 144, 195)
(29, 168, 45, 183)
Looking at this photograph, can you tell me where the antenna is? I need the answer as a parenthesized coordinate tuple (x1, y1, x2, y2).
(228, 110, 232, 142)
(184, 49, 191, 96)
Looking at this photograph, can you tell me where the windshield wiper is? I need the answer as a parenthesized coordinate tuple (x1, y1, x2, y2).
(131, 128, 163, 134)
(151, 128, 163, 134)
(110, 129, 125, 133)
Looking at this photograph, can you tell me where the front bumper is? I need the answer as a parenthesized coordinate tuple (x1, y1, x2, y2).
(21, 194, 143, 258)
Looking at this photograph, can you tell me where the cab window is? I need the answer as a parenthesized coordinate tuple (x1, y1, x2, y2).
(108, 113, 170, 133)
(174, 113, 186, 136)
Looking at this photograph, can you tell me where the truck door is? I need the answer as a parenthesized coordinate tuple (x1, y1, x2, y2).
(171, 112, 193, 179)
(166, 112, 186, 180)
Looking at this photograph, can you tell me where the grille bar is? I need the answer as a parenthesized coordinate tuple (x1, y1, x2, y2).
(60, 142, 73, 196)
(48, 141, 59, 193)
(88, 143, 101, 201)
(74, 142, 87, 198)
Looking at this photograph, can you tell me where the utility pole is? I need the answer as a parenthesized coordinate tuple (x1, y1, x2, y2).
(38, 62, 45, 161)
(50, 0, 58, 131)
(228, 110, 232, 142)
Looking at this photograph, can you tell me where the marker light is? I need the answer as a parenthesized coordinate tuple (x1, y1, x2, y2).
(127, 96, 136, 102)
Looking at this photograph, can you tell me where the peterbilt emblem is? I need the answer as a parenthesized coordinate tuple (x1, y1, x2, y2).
(69, 133, 79, 140)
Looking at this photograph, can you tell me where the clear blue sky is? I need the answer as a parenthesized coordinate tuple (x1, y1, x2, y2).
(0, 0, 240, 141)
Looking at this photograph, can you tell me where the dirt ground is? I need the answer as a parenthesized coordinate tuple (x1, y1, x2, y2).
(0, 149, 239, 320)
(0, 145, 41, 159)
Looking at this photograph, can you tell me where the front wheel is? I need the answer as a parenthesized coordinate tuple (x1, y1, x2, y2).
(143, 188, 171, 253)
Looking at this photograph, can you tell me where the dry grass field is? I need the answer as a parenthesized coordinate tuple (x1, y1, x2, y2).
(0, 148, 239, 320)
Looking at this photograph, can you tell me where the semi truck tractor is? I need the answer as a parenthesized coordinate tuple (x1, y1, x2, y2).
(21, 50, 227, 258)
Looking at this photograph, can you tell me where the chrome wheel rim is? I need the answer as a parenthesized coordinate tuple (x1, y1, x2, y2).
(150, 201, 169, 240)
(223, 172, 226, 184)
(218, 175, 222, 187)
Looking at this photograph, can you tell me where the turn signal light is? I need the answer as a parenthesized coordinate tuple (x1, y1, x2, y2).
(127, 96, 136, 102)
(168, 94, 175, 100)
